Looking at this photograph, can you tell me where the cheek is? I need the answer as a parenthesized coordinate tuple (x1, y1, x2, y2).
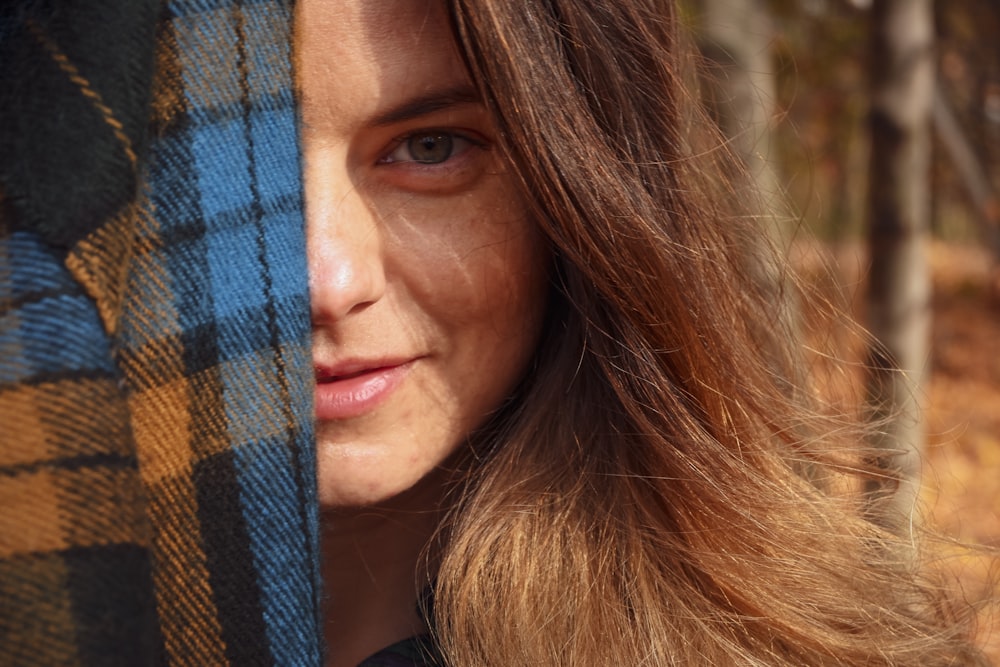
(387, 187, 548, 337)
(474, 219, 544, 302)
(445, 219, 547, 347)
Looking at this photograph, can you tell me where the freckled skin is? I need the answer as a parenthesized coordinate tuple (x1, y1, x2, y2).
(301, 0, 549, 508)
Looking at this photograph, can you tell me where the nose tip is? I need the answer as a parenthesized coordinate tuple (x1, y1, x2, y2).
(308, 243, 385, 323)
(306, 190, 387, 325)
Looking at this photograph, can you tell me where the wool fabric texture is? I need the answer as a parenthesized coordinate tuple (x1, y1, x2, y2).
(0, 1, 322, 665)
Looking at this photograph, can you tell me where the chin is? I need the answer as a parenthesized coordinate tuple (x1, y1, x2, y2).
(317, 456, 458, 512)
(318, 461, 448, 509)
(318, 477, 412, 508)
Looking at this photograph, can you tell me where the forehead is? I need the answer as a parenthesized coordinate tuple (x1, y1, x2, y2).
(297, 0, 471, 131)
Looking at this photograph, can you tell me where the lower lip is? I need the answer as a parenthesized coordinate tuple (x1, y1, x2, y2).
(314, 362, 411, 420)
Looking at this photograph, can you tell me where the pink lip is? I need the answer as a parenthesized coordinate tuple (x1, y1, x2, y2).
(313, 359, 413, 420)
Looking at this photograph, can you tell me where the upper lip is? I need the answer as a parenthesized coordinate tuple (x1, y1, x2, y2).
(313, 357, 414, 382)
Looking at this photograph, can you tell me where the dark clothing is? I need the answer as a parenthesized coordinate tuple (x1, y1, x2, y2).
(358, 635, 441, 667)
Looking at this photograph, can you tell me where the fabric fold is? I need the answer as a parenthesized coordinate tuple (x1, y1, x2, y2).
(1, 1, 321, 664)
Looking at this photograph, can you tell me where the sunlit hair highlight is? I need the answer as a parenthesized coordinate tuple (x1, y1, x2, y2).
(425, 0, 987, 664)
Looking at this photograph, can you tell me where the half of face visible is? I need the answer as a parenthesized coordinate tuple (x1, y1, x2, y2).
(298, 0, 549, 507)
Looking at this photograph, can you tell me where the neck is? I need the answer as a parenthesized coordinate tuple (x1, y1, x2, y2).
(321, 479, 446, 667)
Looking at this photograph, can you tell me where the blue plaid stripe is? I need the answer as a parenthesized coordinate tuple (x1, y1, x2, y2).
(0, 231, 116, 384)
(122, 0, 320, 663)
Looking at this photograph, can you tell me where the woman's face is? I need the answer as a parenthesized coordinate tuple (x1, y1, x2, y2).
(300, 0, 548, 506)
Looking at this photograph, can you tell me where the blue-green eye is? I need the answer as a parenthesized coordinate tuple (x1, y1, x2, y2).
(407, 133, 453, 164)
(381, 131, 475, 165)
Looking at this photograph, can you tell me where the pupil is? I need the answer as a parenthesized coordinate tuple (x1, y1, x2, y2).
(409, 133, 453, 163)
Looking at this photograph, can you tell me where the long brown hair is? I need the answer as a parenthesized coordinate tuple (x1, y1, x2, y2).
(428, 0, 986, 664)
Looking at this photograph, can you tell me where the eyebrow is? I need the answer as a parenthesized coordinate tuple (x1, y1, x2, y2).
(370, 83, 482, 126)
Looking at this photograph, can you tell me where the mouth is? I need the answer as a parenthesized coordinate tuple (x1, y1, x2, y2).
(314, 361, 406, 383)
(315, 367, 379, 383)
(312, 359, 415, 420)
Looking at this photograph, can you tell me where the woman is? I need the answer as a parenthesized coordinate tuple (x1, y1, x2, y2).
(301, 1, 985, 665)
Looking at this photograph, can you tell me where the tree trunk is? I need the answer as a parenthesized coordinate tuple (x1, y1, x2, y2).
(694, 0, 799, 348)
(697, 0, 779, 202)
(864, 0, 935, 533)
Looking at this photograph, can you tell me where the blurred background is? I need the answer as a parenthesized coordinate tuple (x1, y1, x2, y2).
(682, 0, 999, 657)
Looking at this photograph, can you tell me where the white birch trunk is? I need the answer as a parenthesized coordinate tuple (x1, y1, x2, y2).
(864, 0, 935, 534)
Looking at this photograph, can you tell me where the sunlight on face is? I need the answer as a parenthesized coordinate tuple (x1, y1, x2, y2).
(298, 0, 548, 507)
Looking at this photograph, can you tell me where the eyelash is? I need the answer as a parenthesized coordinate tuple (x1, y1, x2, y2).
(377, 129, 483, 167)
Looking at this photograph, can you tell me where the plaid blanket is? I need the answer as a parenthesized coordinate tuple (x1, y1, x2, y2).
(1, 1, 321, 665)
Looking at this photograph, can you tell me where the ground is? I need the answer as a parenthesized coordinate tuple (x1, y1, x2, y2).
(925, 242, 1000, 659)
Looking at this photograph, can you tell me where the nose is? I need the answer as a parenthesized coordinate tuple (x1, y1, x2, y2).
(306, 161, 386, 326)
